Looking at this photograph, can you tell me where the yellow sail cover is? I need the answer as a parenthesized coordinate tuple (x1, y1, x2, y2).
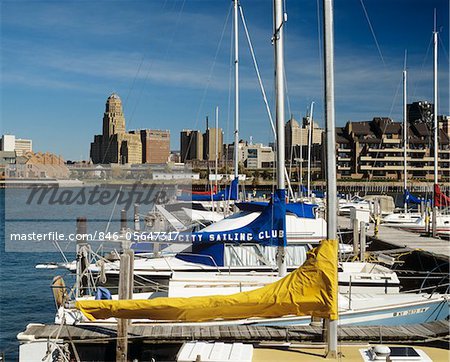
(76, 239, 338, 322)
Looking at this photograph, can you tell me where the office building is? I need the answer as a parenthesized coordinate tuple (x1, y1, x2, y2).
(180, 130, 203, 162)
(0, 135, 32, 156)
(203, 128, 223, 162)
(90, 93, 142, 164)
(139, 129, 170, 164)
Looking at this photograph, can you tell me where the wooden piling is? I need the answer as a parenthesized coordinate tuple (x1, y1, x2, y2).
(116, 245, 134, 361)
(120, 209, 127, 233)
(134, 204, 140, 232)
(359, 221, 366, 262)
(76, 217, 88, 298)
(352, 218, 359, 257)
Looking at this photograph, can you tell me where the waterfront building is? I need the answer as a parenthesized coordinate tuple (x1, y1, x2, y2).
(203, 128, 223, 162)
(285, 116, 323, 162)
(0, 135, 32, 156)
(132, 129, 170, 164)
(0, 135, 16, 152)
(0, 151, 16, 166)
(90, 93, 142, 164)
(329, 105, 450, 181)
(15, 138, 33, 156)
(180, 130, 203, 162)
(242, 143, 274, 169)
(5, 151, 68, 179)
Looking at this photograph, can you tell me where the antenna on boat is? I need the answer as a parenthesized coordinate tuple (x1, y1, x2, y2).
(323, 0, 338, 357)
(273, 0, 287, 277)
(432, 9, 438, 237)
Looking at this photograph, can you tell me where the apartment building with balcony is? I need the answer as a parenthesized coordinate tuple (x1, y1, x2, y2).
(329, 107, 450, 181)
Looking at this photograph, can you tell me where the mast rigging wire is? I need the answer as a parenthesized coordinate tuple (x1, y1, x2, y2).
(359, 0, 386, 67)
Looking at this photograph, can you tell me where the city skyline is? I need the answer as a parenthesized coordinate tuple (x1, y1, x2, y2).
(1, 0, 449, 160)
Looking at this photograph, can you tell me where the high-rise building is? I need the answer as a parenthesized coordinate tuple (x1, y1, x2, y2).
(0, 135, 16, 152)
(285, 116, 323, 162)
(0, 135, 32, 156)
(203, 128, 223, 162)
(90, 93, 142, 164)
(135, 129, 170, 164)
(180, 130, 203, 162)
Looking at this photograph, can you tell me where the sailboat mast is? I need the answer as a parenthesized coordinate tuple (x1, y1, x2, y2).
(300, 118, 303, 194)
(432, 11, 438, 237)
(403, 57, 408, 214)
(233, 0, 240, 187)
(273, 0, 287, 277)
(215, 106, 219, 196)
(323, 0, 338, 357)
(307, 101, 314, 198)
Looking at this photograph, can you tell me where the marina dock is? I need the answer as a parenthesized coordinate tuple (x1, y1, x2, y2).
(338, 216, 450, 262)
(19, 320, 449, 345)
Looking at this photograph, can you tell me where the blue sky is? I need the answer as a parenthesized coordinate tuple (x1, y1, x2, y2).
(1, 0, 449, 160)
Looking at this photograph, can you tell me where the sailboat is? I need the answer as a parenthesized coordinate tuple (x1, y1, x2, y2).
(382, 60, 422, 225)
(15, 3, 450, 362)
(63, 0, 450, 331)
(383, 21, 450, 236)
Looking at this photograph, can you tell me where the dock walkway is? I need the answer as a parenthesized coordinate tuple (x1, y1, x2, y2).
(338, 216, 449, 261)
(19, 320, 449, 344)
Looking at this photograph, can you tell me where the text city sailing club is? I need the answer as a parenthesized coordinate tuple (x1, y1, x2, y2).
(132, 230, 286, 243)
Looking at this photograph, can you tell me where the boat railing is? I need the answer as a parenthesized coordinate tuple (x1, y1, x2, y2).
(176, 252, 222, 273)
(403, 282, 450, 295)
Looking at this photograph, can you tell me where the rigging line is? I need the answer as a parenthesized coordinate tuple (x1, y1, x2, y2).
(359, 0, 386, 67)
(361, 76, 402, 193)
(193, 3, 232, 128)
(128, 0, 187, 127)
(316, 0, 324, 105)
(387, 73, 403, 119)
(100, 0, 174, 164)
(227, 12, 234, 150)
(183, 2, 232, 165)
(283, 60, 292, 119)
(123, 0, 169, 108)
(225, 11, 234, 176)
(104, 185, 122, 234)
(438, 35, 449, 115)
(411, 34, 433, 101)
(240, 4, 296, 199)
(281, 7, 292, 118)
(180, 3, 233, 170)
(239, 5, 275, 136)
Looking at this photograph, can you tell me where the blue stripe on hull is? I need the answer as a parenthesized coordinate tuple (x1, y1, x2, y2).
(256, 299, 449, 327)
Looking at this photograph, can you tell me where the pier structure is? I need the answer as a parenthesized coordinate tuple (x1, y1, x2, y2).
(338, 216, 449, 262)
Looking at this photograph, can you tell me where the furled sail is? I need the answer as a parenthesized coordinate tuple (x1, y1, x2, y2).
(76, 239, 338, 322)
(132, 189, 287, 246)
(403, 189, 422, 205)
(434, 184, 450, 207)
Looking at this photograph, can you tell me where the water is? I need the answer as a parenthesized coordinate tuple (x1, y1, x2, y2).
(0, 186, 164, 360)
(0, 186, 430, 359)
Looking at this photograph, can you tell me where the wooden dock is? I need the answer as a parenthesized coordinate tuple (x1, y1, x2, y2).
(338, 216, 450, 261)
(19, 320, 449, 344)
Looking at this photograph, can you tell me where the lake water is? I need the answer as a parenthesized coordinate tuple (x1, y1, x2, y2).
(0, 186, 165, 359)
(0, 185, 430, 359)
